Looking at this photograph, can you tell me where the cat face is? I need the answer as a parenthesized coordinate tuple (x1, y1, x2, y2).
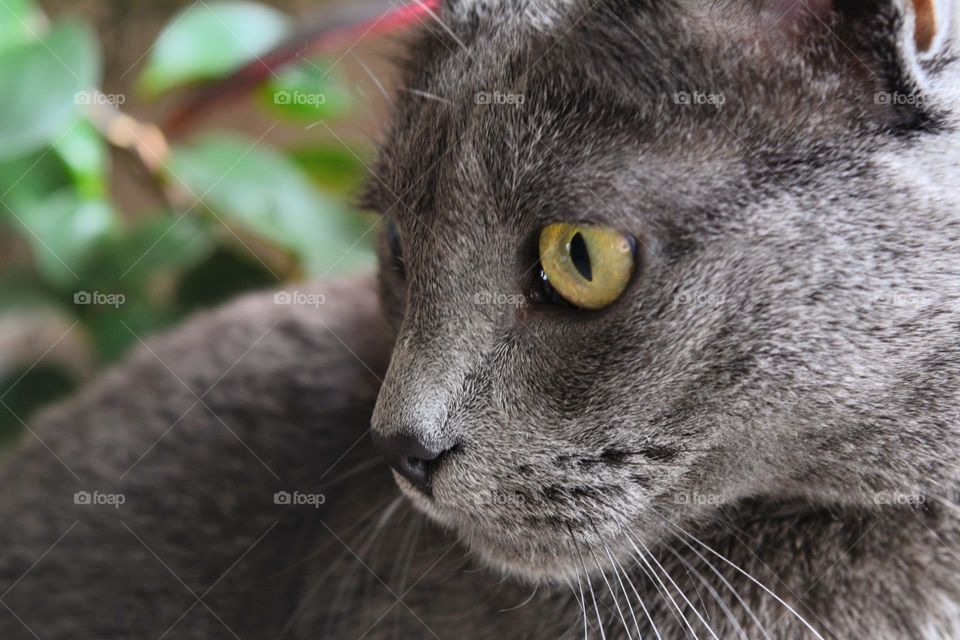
(367, 0, 960, 582)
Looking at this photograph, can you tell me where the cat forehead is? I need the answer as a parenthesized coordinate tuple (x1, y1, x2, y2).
(376, 0, 916, 224)
(447, 0, 577, 29)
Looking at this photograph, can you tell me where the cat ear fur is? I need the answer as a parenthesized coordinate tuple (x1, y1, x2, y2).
(890, 0, 956, 87)
(772, 0, 957, 126)
(779, 0, 957, 79)
(911, 0, 954, 56)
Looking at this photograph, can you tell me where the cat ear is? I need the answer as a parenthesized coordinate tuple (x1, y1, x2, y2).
(908, 0, 954, 55)
(773, 0, 957, 121)
(776, 0, 956, 56)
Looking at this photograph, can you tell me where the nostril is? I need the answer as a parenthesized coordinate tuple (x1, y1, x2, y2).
(370, 431, 452, 496)
(406, 456, 427, 472)
(399, 456, 432, 489)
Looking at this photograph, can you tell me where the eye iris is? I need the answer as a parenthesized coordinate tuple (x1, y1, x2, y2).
(537, 223, 635, 310)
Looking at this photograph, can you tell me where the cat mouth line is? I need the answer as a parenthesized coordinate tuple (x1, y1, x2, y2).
(395, 475, 607, 545)
(392, 469, 685, 583)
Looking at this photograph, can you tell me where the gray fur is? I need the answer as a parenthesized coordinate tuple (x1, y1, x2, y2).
(2, 0, 960, 638)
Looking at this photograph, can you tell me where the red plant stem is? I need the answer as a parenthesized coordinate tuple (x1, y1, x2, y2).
(165, 0, 442, 137)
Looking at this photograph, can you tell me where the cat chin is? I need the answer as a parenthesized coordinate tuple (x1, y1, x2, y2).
(393, 474, 602, 585)
(463, 534, 590, 585)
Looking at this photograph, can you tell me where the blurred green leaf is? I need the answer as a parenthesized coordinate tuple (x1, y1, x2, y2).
(0, 0, 44, 52)
(261, 60, 354, 121)
(96, 214, 217, 286)
(140, 1, 291, 97)
(0, 21, 100, 161)
(17, 189, 118, 288)
(169, 133, 375, 276)
(290, 145, 367, 195)
(52, 119, 108, 200)
(69, 215, 217, 362)
(0, 7, 387, 447)
(0, 150, 72, 218)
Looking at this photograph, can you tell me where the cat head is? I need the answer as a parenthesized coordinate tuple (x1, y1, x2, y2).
(365, 0, 960, 582)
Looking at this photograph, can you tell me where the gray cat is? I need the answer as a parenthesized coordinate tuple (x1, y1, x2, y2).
(2, 0, 960, 638)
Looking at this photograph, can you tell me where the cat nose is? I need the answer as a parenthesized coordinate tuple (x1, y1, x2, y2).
(370, 431, 450, 496)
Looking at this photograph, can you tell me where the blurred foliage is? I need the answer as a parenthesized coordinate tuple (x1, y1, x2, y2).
(139, 1, 292, 97)
(0, 0, 378, 446)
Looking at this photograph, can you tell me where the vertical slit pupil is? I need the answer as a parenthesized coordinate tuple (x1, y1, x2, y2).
(569, 232, 592, 281)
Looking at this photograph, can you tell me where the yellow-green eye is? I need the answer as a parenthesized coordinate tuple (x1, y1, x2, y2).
(538, 223, 636, 310)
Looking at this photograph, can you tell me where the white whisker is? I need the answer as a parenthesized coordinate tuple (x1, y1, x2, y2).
(604, 545, 644, 639)
(563, 574, 590, 640)
(403, 88, 452, 105)
(626, 534, 699, 639)
(630, 532, 719, 640)
(569, 525, 607, 640)
(573, 569, 590, 640)
(499, 582, 540, 613)
(666, 545, 749, 640)
(612, 553, 662, 640)
(656, 512, 825, 640)
(352, 53, 392, 107)
(654, 515, 770, 640)
(589, 541, 634, 639)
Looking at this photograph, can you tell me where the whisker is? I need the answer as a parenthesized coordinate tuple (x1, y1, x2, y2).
(625, 533, 699, 639)
(352, 53, 393, 107)
(389, 516, 423, 638)
(630, 532, 719, 640)
(570, 567, 590, 640)
(563, 574, 587, 629)
(611, 553, 662, 640)
(276, 495, 401, 638)
(568, 524, 607, 640)
(402, 88, 452, 105)
(587, 540, 634, 639)
(584, 562, 607, 639)
(655, 510, 825, 640)
(604, 545, 644, 639)
(325, 504, 408, 636)
(394, 514, 423, 592)
(499, 582, 540, 613)
(652, 513, 770, 640)
(665, 545, 749, 640)
(319, 457, 384, 492)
